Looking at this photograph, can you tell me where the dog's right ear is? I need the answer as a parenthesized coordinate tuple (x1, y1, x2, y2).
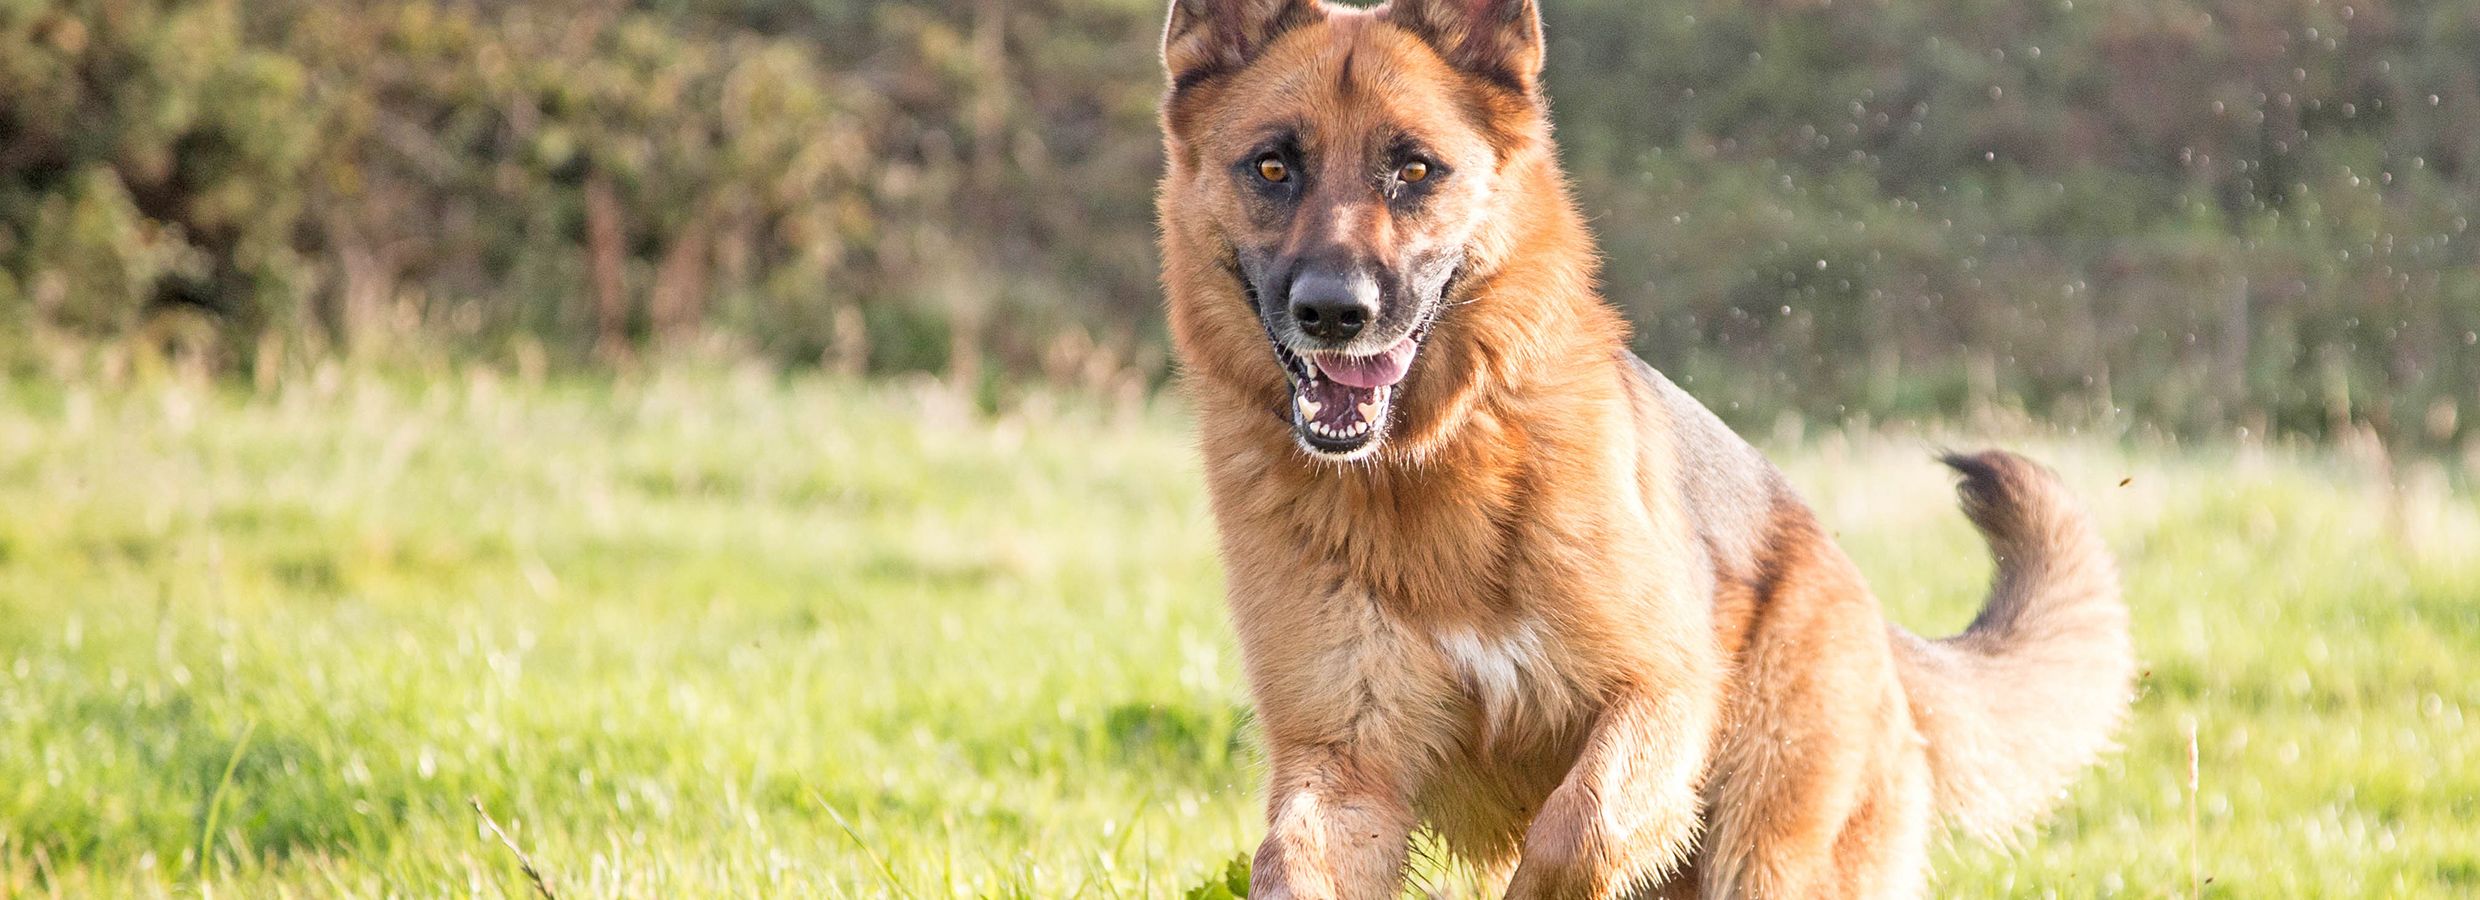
(1163, 0, 1322, 88)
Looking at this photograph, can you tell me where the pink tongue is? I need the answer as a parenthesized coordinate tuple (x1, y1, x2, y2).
(1312, 338, 1417, 388)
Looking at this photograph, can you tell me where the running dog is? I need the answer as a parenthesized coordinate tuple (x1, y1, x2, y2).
(1155, 1, 2133, 895)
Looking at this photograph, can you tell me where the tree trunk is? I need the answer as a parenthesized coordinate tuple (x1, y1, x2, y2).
(584, 168, 630, 362)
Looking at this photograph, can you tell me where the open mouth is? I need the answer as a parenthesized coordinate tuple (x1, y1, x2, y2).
(1269, 325, 1429, 460)
(1228, 253, 1458, 462)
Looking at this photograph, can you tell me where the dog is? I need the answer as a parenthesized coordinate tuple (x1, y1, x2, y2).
(1154, 1, 2134, 896)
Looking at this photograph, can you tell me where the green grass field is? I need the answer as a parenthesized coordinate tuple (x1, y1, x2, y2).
(1, 366, 2474, 896)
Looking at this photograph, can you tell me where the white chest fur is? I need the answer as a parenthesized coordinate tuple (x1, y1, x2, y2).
(1435, 619, 1552, 738)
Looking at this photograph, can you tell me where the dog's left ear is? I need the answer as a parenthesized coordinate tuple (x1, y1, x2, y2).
(1380, 0, 1545, 95)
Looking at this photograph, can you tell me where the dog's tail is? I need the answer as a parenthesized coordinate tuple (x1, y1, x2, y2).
(1891, 450, 2133, 839)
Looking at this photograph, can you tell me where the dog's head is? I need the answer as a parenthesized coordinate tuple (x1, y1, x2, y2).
(1157, 0, 1556, 463)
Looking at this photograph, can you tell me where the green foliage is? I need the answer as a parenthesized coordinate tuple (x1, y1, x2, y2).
(2, 0, 1169, 373)
(276, 0, 896, 359)
(0, 370, 2474, 894)
(1183, 853, 1251, 899)
(0, 0, 318, 360)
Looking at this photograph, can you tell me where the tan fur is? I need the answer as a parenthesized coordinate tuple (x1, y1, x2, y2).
(1157, 2, 2134, 896)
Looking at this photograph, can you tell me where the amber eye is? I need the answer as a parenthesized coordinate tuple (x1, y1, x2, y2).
(1256, 155, 1289, 183)
(1399, 160, 1430, 183)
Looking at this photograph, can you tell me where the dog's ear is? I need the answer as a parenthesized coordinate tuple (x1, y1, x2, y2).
(1163, 0, 1323, 87)
(1380, 0, 1544, 95)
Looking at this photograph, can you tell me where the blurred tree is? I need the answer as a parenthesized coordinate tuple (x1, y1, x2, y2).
(1, 0, 317, 366)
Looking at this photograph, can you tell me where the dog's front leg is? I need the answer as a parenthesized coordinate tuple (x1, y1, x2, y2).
(1503, 684, 1716, 900)
(1250, 743, 1416, 900)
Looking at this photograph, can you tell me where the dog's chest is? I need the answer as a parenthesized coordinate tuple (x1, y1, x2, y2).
(1431, 618, 1561, 739)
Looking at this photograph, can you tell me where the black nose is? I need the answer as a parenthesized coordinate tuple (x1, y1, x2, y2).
(1288, 269, 1378, 343)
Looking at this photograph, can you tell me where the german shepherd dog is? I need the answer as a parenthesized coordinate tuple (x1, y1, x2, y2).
(1156, 1, 2133, 896)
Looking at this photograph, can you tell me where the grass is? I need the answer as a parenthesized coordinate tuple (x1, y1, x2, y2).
(0, 364, 2473, 896)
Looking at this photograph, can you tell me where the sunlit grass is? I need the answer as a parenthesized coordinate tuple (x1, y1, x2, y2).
(0, 366, 2472, 896)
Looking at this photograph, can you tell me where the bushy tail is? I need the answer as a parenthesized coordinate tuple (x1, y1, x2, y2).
(1892, 450, 2134, 839)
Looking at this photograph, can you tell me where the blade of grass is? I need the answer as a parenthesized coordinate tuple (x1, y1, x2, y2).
(939, 810, 959, 899)
(195, 718, 259, 887)
(470, 797, 559, 899)
(813, 790, 915, 900)
(2187, 717, 2201, 899)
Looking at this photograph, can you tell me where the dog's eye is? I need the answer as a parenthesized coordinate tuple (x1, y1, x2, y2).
(1399, 160, 1430, 183)
(1255, 155, 1289, 183)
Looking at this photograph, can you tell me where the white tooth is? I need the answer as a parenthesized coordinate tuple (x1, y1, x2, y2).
(1357, 399, 1378, 421)
(1297, 395, 1321, 420)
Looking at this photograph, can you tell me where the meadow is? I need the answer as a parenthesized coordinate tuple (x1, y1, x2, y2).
(0, 365, 2473, 897)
